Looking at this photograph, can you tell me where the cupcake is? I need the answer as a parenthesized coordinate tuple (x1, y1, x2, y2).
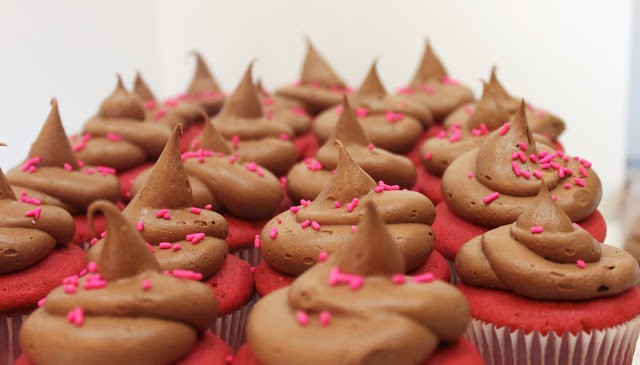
(87, 125, 254, 350)
(0, 162, 85, 364)
(7, 99, 121, 245)
(180, 51, 227, 117)
(130, 119, 284, 265)
(255, 140, 450, 297)
(455, 182, 640, 365)
(275, 38, 351, 115)
(287, 96, 416, 203)
(70, 76, 173, 201)
(313, 61, 433, 154)
(16, 200, 233, 365)
(444, 66, 565, 147)
(210, 62, 299, 176)
(433, 102, 606, 262)
(236, 202, 483, 365)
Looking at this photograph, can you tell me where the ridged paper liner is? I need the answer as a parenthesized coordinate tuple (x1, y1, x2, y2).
(212, 300, 255, 352)
(466, 315, 640, 365)
(232, 246, 260, 267)
(0, 314, 26, 365)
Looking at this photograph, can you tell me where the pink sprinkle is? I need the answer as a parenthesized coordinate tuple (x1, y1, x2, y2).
(25, 207, 42, 220)
(153, 109, 167, 119)
(296, 311, 309, 326)
(351, 225, 358, 232)
(253, 234, 261, 248)
(521, 171, 531, 179)
(225, 355, 235, 364)
(249, 266, 256, 273)
(231, 135, 240, 149)
(142, 280, 152, 291)
(87, 261, 98, 273)
(413, 272, 435, 283)
(136, 221, 144, 232)
(63, 275, 79, 286)
(441, 76, 460, 85)
(539, 153, 557, 164)
(549, 161, 561, 170)
(300, 199, 311, 207)
(63, 163, 73, 171)
(464, 105, 475, 115)
(499, 123, 510, 136)
(391, 274, 407, 285)
(290, 106, 307, 116)
(155, 209, 168, 218)
(319, 310, 331, 326)
(540, 163, 551, 170)
(317, 251, 328, 262)
(467, 171, 473, 179)
(171, 269, 203, 281)
(512, 161, 522, 177)
(37, 298, 46, 307)
(189, 207, 201, 214)
(385, 111, 405, 123)
(448, 129, 462, 143)
(396, 86, 414, 95)
(100, 231, 107, 238)
(96, 166, 117, 175)
(333, 201, 342, 209)
(21, 157, 41, 171)
(518, 151, 527, 163)
(144, 100, 157, 110)
(580, 158, 592, 168)
(356, 107, 369, 117)
(228, 155, 238, 164)
(533, 170, 543, 179)
(262, 97, 275, 106)
(530, 154, 538, 162)
(335, 105, 344, 114)
(186, 232, 205, 244)
(574, 178, 586, 187)
(368, 143, 374, 151)
(579, 166, 588, 177)
(552, 195, 558, 201)
(437, 130, 447, 139)
(269, 227, 278, 239)
(564, 183, 572, 189)
(159, 242, 171, 249)
(205, 204, 212, 210)
(482, 192, 500, 204)
(172, 243, 181, 251)
(301, 219, 311, 229)
(106, 132, 121, 142)
(63, 284, 77, 294)
(539, 150, 549, 158)
(246, 162, 258, 172)
(290, 205, 301, 213)
(163, 212, 171, 220)
(531, 226, 544, 234)
(346, 198, 359, 213)
(66, 307, 84, 327)
(511, 152, 519, 160)
(279, 133, 290, 141)
(520, 142, 528, 151)
(423, 152, 433, 162)
(89, 238, 98, 246)
(558, 168, 566, 178)
(311, 221, 321, 230)
(146, 243, 156, 253)
(420, 84, 435, 94)
(576, 260, 586, 269)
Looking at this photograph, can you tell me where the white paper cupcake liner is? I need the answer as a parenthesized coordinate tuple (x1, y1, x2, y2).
(232, 246, 260, 267)
(212, 300, 254, 352)
(0, 314, 27, 365)
(466, 315, 640, 365)
(446, 259, 458, 285)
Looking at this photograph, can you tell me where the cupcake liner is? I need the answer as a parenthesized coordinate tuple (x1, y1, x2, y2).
(447, 259, 458, 285)
(212, 300, 254, 352)
(0, 314, 27, 365)
(232, 246, 260, 267)
(466, 315, 640, 365)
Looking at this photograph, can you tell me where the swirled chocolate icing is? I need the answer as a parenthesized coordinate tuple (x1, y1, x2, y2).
(314, 61, 433, 153)
(247, 202, 469, 365)
(275, 38, 350, 114)
(397, 41, 474, 121)
(7, 99, 120, 215)
(256, 79, 311, 136)
(87, 125, 229, 279)
(456, 182, 639, 300)
(261, 140, 434, 276)
(441, 101, 602, 228)
(181, 51, 226, 116)
(211, 62, 299, 175)
(20, 200, 218, 365)
(287, 96, 416, 202)
(444, 67, 565, 139)
(73, 76, 173, 171)
(129, 117, 283, 220)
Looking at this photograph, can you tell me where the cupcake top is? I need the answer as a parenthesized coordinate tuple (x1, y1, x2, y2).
(181, 51, 227, 116)
(0, 161, 75, 275)
(73, 76, 173, 172)
(20, 200, 218, 365)
(275, 38, 351, 114)
(441, 101, 601, 228)
(256, 79, 311, 136)
(261, 140, 434, 276)
(287, 96, 416, 202)
(88, 125, 229, 280)
(314, 61, 433, 153)
(7, 99, 120, 215)
(247, 202, 469, 365)
(456, 181, 639, 300)
(396, 41, 474, 121)
(444, 67, 565, 140)
(211, 62, 299, 176)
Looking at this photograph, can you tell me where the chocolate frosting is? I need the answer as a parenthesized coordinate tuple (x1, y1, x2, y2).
(88, 125, 229, 279)
(275, 38, 349, 114)
(257, 79, 311, 135)
(76, 76, 174, 171)
(442, 101, 602, 228)
(444, 67, 565, 139)
(211, 62, 299, 175)
(247, 202, 470, 365)
(183, 52, 226, 116)
(288, 97, 416, 202)
(399, 41, 474, 121)
(261, 140, 434, 275)
(7, 99, 120, 214)
(20, 200, 218, 365)
(456, 182, 639, 300)
(313, 61, 433, 153)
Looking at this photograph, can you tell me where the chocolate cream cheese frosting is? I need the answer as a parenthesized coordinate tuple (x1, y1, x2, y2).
(0, 162, 75, 275)
(20, 200, 218, 365)
(261, 140, 434, 276)
(72, 75, 173, 172)
(256, 79, 311, 136)
(275, 38, 351, 114)
(88, 125, 229, 280)
(441, 101, 601, 228)
(397, 41, 474, 121)
(181, 51, 226, 116)
(248, 202, 469, 365)
(211, 62, 299, 176)
(130, 117, 283, 220)
(287, 96, 416, 202)
(444, 67, 565, 140)
(456, 182, 639, 300)
(314, 61, 433, 153)
(420, 83, 554, 176)
(7, 99, 120, 215)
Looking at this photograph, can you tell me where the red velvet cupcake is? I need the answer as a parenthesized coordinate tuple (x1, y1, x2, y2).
(455, 182, 640, 364)
(255, 141, 449, 297)
(16, 200, 233, 365)
(7, 99, 121, 246)
(238, 203, 482, 365)
(433, 102, 606, 263)
(87, 126, 254, 350)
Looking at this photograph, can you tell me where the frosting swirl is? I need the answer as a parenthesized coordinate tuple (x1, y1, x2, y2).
(20, 200, 218, 365)
(314, 61, 433, 153)
(247, 202, 469, 365)
(455, 182, 639, 300)
(287, 96, 416, 202)
(181, 51, 226, 116)
(257, 79, 311, 136)
(441, 101, 602, 228)
(261, 140, 434, 275)
(211, 62, 299, 176)
(7, 99, 120, 215)
(88, 125, 229, 279)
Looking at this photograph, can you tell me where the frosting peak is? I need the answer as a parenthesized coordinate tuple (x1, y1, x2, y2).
(0, 165, 16, 200)
(411, 40, 448, 85)
(300, 38, 346, 88)
(28, 98, 79, 169)
(98, 75, 146, 120)
(133, 72, 156, 102)
(356, 60, 387, 99)
(467, 81, 510, 130)
(187, 51, 222, 95)
(324, 96, 371, 147)
(217, 61, 263, 119)
(198, 115, 233, 155)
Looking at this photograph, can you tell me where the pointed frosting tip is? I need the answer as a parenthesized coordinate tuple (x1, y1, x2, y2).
(99, 75, 146, 120)
(199, 114, 232, 154)
(187, 51, 221, 94)
(0, 166, 16, 201)
(28, 98, 79, 168)
(357, 59, 387, 98)
(218, 61, 262, 119)
(411, 39, 447, 84)
(324, 95, 370, 147)
(133, 72, 156, 102)
(300, 38, 345, 87)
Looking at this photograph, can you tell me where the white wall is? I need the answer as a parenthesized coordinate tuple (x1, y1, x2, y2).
(0, 0, 633, 217)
